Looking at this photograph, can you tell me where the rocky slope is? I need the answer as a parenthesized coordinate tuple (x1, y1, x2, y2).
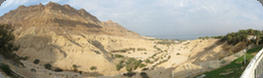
(0, 2, 241, 78)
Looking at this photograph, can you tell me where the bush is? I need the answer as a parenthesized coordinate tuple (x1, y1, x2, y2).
(221, 29, 263, 45)
(125, 58, 143, 72)
(72, 64, 80, 72)
(116, 60, 124, 71)
(44, 64, 52, 70)
(156, 40, 176, 46)
(0, 63, 13, 76)
(54, 68, 63, 72)
(123, 72, 136, 77)
(114, 54, 124, 58)
(0, 24, 20, 61)
(31, 68, 36, 72)
(33, 59, 40, 64)
(153, 45, 162, 51)
(142, 68, 149, 71)
(176, 53, 180, 55)
(137, 48, 147, 51)
(139, 64, 146, 68)
(145, 59, 152, 64)
(90, 66, 97, 70)
(140, 72, 149, 78)
(0, 63, 21, 77)
(111, 48, 136, 53)
(93, 50, 101, 54)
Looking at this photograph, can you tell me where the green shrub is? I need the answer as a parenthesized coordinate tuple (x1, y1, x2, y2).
(137, 48, 147, 51)
(93, 50, 101, 54)
(31, 68, 36, 72)
(123, 72, 136, 77)
(0, 63, 13, 76)
(90, 66, 97, 70)
(156, 40, 175, 46)
(139, 64, 146, 68)
(176, 53, 180, 55)
(140, 72, 149, 78)
(114, 54, 124, 58)
(111, 48, 136, 53)
(116, 60, 124, 71)
(221, 29, 263, 45)
(33, 59, 40, 64)
(54, 68, 63, 72)
(44, 64, 52, 70)
(0, 24, 20, 62)
(72, 64, 80, 72)
(125, 58, 144, 72)
(142, 68, 149, 71)
(145, 59, 152, 64)
(153, 45, 162, 51)
(117, 58, 146, 72)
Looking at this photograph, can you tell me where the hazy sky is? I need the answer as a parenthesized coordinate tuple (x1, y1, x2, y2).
(1, 0, 263, 40)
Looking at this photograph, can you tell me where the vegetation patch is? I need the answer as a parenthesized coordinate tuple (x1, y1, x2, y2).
(221, 29, 263, 45)
(153, 45, 162, 51)
(0, 24, 21, 64)
(111, 48, 136, 53)
(0, 63, 20, 78)
(140, 72, 149, 78)
(33, 59, 40, 64)
(54, 68, 63, 72)
(199, 36, 224, 40)
(31, 68, 36, 72)
(116, 58, 146, 72)
(123, 72, 136, 77)
(90, 66, 97, 70)
(145, 59, 153, 64)
(125, 58, 145, 72)
(152, 56, 171, 68)
(195, 46, 262, 78)
(116, 60, 125, 71)
(44, 64, 52, 70)
(137, 48, 147, 51)
(72, 64, 80, 72)
(93, 50, 101, 54)
(114, 54, 124, 58)
(156, 40, 176, 46)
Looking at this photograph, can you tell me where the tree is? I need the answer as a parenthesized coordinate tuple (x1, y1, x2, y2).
(90, 66, 97, 70)
(0, 24, 18, 59)
(44, 64, 52, 70)
(72, 64, 80, 72)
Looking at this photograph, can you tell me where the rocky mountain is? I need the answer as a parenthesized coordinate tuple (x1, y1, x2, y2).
(0, 2, 239, 78)
(0, 2, 140, 38)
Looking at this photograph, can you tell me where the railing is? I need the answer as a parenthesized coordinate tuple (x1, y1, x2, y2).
(240, 48, 263, 78)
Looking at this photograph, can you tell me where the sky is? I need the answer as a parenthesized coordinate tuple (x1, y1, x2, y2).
(0, 0, 263, 40)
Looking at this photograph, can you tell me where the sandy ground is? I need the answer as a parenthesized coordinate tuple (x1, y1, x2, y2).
(7, 27, 237, 78)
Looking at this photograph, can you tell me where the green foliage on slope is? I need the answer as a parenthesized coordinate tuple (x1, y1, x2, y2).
(116, 58, 146, 72)
(221, 29, 263, 45)
(0, 24, 19, 59)
(196, 46, 262, 78)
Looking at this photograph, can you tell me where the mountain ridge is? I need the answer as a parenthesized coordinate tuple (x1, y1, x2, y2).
(0, 2, 141, 38)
